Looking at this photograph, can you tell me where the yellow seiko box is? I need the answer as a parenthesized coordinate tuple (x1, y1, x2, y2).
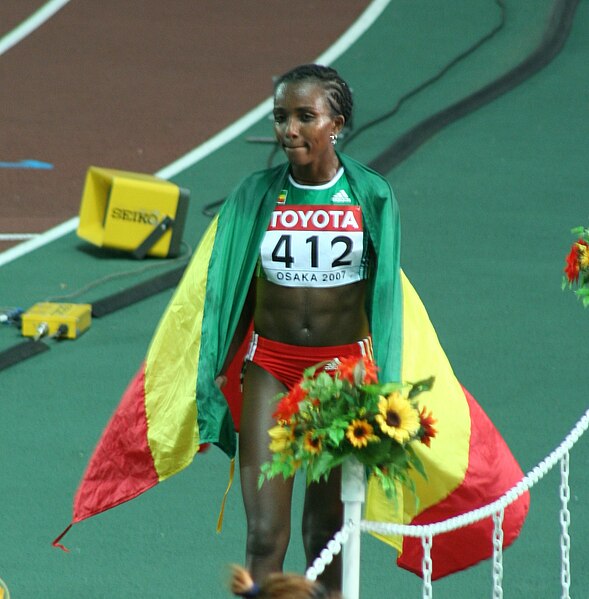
(77, 167, 189, 258)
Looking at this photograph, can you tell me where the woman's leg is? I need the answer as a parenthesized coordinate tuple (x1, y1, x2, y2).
(302, 467, 343, 592)
(239, 361, 294, 582)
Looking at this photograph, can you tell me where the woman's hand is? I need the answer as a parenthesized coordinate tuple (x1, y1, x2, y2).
(215, 375, 228, 389)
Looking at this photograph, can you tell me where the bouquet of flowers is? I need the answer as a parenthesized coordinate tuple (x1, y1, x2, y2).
(259, 356, 436, 500)
(563, 225, 589, 307)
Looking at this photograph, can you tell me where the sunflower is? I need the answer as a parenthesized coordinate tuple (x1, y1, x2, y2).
(303, 431, 323, 454)
(376, 392, 420, 444)
(578, 241, 589, 270)
(268, 424, 294, 453)
(346, 419, 379, 448)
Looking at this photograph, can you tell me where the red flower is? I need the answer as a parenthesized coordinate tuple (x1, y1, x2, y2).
(564, 241, 581, 283)
(419, 407, 437, 447)
(336, 355, 379, 384)
(336, 356, 360, 383)
(273, 383, 307, 421)
(361, 357, 379, 384)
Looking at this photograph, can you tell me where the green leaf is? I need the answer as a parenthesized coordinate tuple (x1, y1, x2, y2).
(406, 445, 427, 480)
(408, 376, 435, 399)
(371, 466, 400, 503)
(271, 390, 287, 404)
(307, 450, 335, 482)
(303, 363, 324, 379)
(362, 382, 405, 395)
(327, 428, 345, 445)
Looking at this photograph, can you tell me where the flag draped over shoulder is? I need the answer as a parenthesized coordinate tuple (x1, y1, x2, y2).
(55, 153, 528, 581)
(54, 217, 226, 545)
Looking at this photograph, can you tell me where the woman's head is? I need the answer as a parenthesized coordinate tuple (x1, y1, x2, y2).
(274, 64, 353, 124)
(272, 65, 353, 181)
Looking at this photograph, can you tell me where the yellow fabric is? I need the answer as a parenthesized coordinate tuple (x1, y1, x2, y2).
(216, 458, 236, 533)
(144, 218, 219, 480)
(364, 271, 471, 550)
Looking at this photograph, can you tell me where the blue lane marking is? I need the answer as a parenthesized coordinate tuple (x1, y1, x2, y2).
(0, 159, 54, 169)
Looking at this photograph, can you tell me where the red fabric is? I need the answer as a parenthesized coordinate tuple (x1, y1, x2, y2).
(397, 387, 530, 580)
(248, 333, 372, 390)
(72, 363, 160, 523)
(52, 524, 72, 551)
(221, 325, 372, 429)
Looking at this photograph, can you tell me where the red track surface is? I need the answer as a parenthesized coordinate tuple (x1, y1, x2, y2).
(0, 0, 369, 252)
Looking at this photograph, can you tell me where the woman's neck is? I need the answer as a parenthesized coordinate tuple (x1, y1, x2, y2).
(290, 157, 340, 186)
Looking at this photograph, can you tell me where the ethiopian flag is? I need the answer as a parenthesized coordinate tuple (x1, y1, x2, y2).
(55, 153, 528, 579)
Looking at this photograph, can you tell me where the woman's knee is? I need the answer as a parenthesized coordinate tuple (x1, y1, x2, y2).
(302, 509, 342, 556)
(246, 517, 290, 560)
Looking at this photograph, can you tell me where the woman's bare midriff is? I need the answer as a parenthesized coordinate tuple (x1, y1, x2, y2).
(253, 278, 370, 346)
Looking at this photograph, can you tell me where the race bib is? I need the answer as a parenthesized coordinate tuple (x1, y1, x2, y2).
(260, 205, 364, 287)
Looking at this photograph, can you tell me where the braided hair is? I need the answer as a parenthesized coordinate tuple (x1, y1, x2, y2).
(274, 64, 353, 125)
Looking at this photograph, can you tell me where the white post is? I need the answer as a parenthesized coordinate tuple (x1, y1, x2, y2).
(341, 457, 366, 599)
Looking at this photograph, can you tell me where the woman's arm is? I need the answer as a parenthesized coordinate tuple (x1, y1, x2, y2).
(216, 276, 256, 387)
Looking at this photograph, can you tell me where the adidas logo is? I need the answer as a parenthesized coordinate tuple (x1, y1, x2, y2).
(331, 190, 352, 204)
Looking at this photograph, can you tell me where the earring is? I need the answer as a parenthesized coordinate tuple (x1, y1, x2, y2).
(330, 133, 338, 146)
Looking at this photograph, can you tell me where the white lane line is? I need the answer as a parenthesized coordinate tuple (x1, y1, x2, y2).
(0, 0, 392, 268)
(0, 0, 71, 57)
(0, 220, 79, 268)
(0, 234, 39, 240)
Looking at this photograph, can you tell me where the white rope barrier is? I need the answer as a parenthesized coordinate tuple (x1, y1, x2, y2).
(306, 407, 588, 597)
(491, 508, 504, 599)
(306, 519, 355, 581)
(421, 533, 433, 599)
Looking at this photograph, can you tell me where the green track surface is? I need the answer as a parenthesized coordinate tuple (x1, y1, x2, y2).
(1, 2, 587, 597)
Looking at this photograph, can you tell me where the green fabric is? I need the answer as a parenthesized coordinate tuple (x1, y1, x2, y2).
(194, 152, 403, 457)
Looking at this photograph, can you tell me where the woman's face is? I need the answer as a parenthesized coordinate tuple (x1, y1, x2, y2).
(273, 80, 344, 177)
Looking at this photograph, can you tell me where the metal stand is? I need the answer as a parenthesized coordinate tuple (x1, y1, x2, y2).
(341, 457, 366, 599)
